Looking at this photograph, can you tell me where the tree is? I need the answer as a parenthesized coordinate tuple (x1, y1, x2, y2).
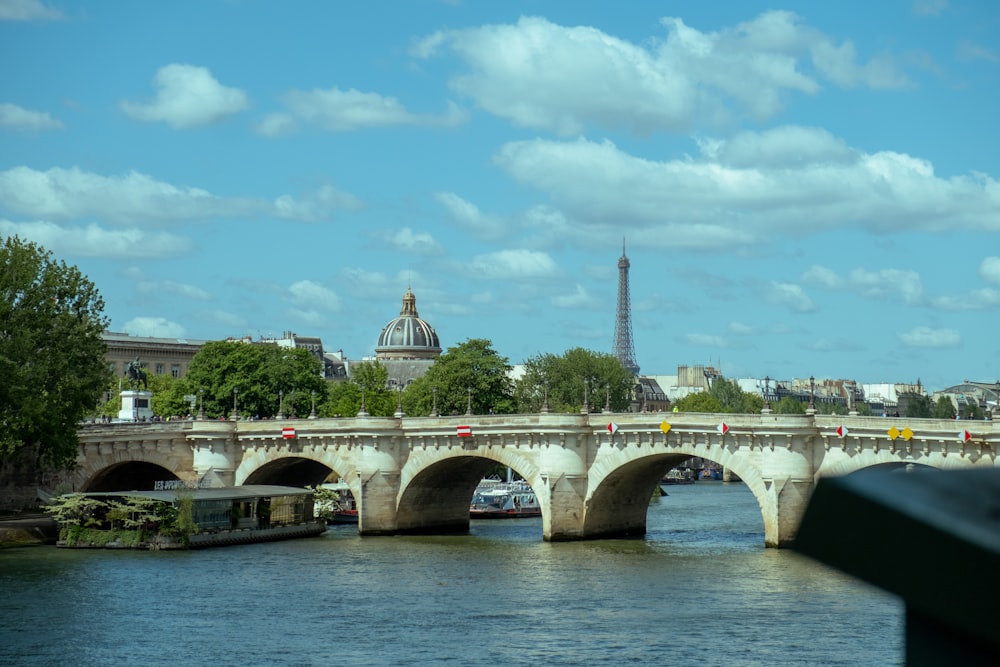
(513, 347, 636, 413)
(708, 378, 764, 414)
(932, 396, 956, 419)
(904, 394, 932, 419)
(0, 236, 111, 467)
(345, 360, 396, 417)
(774, 396, 806, 414)
(180, 341, 327, 419)
(671, 392, 723, 413)
(404, 339, 514, 416)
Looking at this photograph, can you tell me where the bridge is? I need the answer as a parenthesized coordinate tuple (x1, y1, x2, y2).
(70, 411, 998, 547)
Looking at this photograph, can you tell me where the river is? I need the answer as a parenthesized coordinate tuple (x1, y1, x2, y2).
(1, 482, 902, 666)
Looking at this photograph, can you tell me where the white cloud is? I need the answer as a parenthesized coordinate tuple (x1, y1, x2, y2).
(0, 219, 193, 258)
(274, 87, 466, 132)
(897, 326, 961, 348)
(382, 227, 442, 255)
(414, 12, 907, 136)
(928, 288, 1000, 311)
(123, 317, 186, 338)
(0, 0, 62, 20)
(981, 257, 1000, 285)
(120, 64, 249, 129)
(0, 103, 62, 131)
(551, 284, 595, 309)
(492, 133, 1000, 240)
(136, 280, 211, 301)
(273, 184, 362, 221)
(288, 280, 341, 312)
(767, 281, 816, 313)
(956, 39, 999, 63)
(434, 191, 507, 240)
(847, 268, 923, 304)
(468, 249, 558, 279)
(801, 265, 843, 289)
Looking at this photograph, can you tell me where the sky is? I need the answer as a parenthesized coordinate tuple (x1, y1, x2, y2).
(1, 0, 998, 392)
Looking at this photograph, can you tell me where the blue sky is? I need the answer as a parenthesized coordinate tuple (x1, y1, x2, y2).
(2, 0, 998, 391)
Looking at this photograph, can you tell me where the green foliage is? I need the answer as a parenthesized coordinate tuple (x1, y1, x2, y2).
(904, 394, 933, 418)
(671, 392, 723, 413)
(513, 347, 636, 413)
(708, 378, 764, 414)
(932, 396, 956, 419)
(179, 341, 327, 419)
(774, 396, 806, 414)
(404, 339, 514, 416)
(0, 236, 112, 467)
(347, 360, 396, 416)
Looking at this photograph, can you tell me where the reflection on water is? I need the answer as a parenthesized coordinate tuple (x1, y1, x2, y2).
(1, 483, 902, 666)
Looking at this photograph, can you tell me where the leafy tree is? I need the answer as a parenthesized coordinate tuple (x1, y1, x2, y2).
(963, 403, 984, 420)
(513, 347, 636, 413)
(904, 394, 932, 419)
(774, 396, 806, 414)
(671, 391, 723, 413)
(180, 341, 326, 419)
(404, 339, 514, 416)
(0, 236, 111, 467)
(932, 396, 956, 419)
(708, 378, 765, 414)
(340, 360, 396, 416)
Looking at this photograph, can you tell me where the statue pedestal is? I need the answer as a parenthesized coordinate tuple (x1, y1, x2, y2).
(119, 390, 153, 421)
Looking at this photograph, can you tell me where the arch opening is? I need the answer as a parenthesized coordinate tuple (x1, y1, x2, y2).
(83, 462, 178, 492)
(243, 457, 334, 488)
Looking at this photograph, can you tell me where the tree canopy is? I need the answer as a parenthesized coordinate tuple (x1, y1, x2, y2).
(178, 341, 327, 419)
(404, 339, 514, 416)
(513, 347, 636, 413)
(1, 236, 111, 467)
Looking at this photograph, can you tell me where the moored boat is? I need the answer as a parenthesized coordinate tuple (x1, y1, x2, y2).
(470, 479, 541, 519)
(315, 480, 358, 524)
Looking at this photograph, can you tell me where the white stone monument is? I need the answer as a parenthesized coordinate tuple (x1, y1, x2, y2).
(118, 390, 154, 421)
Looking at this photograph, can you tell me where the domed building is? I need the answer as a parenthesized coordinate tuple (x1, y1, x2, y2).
(375, 287, 441, 360)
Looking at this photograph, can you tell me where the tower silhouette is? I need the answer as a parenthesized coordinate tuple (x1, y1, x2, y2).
(614, 238, 639, 375)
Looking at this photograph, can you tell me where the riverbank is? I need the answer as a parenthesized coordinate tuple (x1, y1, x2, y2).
(0, 512, 59, 548)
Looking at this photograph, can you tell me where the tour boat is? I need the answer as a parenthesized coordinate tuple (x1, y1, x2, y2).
(469, 479, 541, 519)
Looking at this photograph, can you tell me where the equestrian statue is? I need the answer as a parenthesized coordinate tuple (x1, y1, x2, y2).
(124, 356, 148, 391)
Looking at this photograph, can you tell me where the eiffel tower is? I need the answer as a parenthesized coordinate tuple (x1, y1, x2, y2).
(613, 238, 639, 375)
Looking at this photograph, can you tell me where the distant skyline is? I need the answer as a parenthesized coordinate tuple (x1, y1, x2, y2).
(1, 1, 998, 391)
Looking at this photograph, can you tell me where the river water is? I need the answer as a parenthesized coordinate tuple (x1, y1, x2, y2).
(1, 483, 902, 666)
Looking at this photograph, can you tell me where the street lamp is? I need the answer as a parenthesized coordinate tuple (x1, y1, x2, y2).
(395, 385, 405, 418)
(582, 378, 590, 415)
(763, 376, 771, 412)
(358, 383, 368, 417)
(466, 387, 473, 416)
(197, 387, 205, 420)
(231, 387, 239, 421)
(309, 390, 316, 419)
(604, 385, 611, 414)
(808, 376, 816, 412)
(541, 380, 550, 414)
(431, 386, 439, 417)
(277, 390, 285, 420)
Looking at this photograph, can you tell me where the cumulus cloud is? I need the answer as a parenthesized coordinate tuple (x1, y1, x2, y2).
(492, 132, 1000, 243)
(381, 227, 442, 255)
(414, 12, 907, 135)
(288, 280, 341, 312)
(273, 184, 362, 221)
(135, 279, 211, 301)
(264, 86, 466, 133)
(803, 265, 924, 304)
(123, 317, 186, 338)
(0, 219, 193, 258)
(0, 103, 62, 131)
(897, 326, 961, 348)
(468, 249, 558, 279)
(767, 281, 815, 313)
(0, 0, 62, 20)
(551, 284, 595, 309)
(121, 64, 249, 129)
(980, 257, 1000, 285)
(434, 191, 508, 240)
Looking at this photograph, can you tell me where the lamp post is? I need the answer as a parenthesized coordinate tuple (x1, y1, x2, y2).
(309, 390, 316, 419)
(231, 387, 239, 421)
(541, 380, 550, 414)
(762, 376, 771, 413)
(395, 385, 405, 418)
(197, 387, 205, 420)
(431, 386, 439, 417)
(358, 383, 368, 417)
(277, 390, 285, 420)
(808, 375, 816, 413)
(466, 387, 473, 416)
(582, 378, 590, 415)
(604, 385, 611, 414)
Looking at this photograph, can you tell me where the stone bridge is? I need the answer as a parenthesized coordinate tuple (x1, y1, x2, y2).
(72, 411, 998, 547)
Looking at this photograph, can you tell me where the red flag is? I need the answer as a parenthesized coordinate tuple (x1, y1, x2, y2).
(282, 427, 296, 439)
(457, 425, 472, 437)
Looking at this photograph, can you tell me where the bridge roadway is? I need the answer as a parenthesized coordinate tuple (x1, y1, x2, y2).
(73, 411, 998, 546)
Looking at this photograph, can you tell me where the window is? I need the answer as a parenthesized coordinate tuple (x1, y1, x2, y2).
(155, 363, 164, 375)
(171, 364, 180, 378)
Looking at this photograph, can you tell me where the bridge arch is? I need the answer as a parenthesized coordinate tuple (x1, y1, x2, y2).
(81, 460, 179, 492)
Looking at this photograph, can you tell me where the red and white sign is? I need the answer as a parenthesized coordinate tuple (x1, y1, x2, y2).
(457, 425, 472, 437)
(717, 422, 729, 435)
(836, 425, 849, 438)
(958, 430, 971, 443)
(608, 422, 619, 434)
(282, 427, 296, 439)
